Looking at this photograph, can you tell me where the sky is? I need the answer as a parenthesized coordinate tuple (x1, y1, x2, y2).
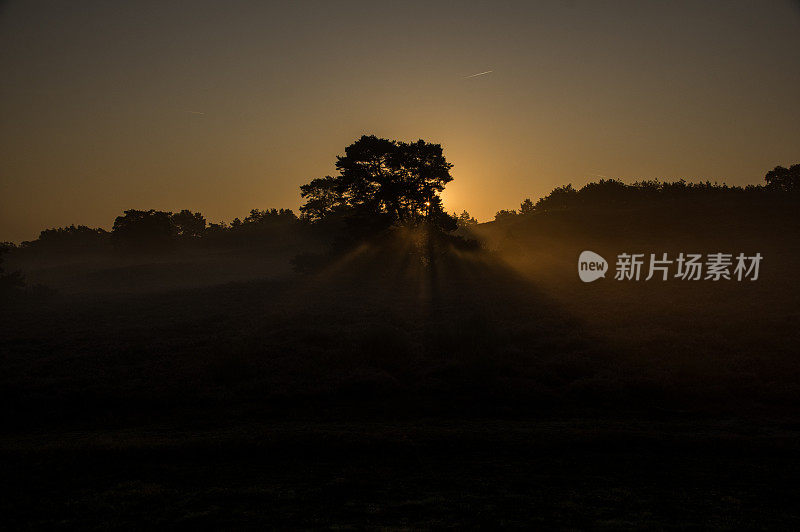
(1, 0, 799, 242)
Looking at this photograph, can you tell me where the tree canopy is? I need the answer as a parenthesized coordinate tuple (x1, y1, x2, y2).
(112, 209, 173, 249)
(170, 210, 206, 238)
(300, 135, 456, 230)
(764, 164, 800, 192)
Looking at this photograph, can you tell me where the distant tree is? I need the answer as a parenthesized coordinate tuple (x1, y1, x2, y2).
(519, 198, 535, 215)
(494, 209, 518, 222)
(242, 208, 296, 225)
(522, 178, 773, 214)
(534, 184, 577, 211)
(112, 209, 173, 249)
(205, 208, 301, 249)
(202, 221, 229, 243)
(206, 221, 228, 232)
(300, 135, 455, 230)
(170, 210, 206, 238)
(23, 225, 109, 253)
(457, 210, 478, 228)
(577, 179, 629, 206)
(764, 164, 800, 192)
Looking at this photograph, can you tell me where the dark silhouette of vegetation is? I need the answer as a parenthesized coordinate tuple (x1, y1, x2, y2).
(6, 162, 798, 258)
(211, 208, 301, 249)
(456, 210, 478, 228)
(15, 208, 300, 256)
(519, 198, 535, 214)
(112, 209, 174, 250)
(765, 163, 800, 192)
(494, 209, 517, 222)
(300, 135, 458, 231)
(170, 209, 207, 239)
(290, 136, 466, 272)
(492, 168, 798, 223)
(21, 225, 109, 254)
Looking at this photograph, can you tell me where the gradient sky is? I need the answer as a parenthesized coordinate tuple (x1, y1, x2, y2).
(1, 0, 799, 242)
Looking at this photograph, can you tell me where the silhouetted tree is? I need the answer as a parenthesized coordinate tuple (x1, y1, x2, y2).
(21, 225, 109, 254)
(298, 176, 342, 221)
(765, 164, 800, 192)
(577, 179, 629, 206)
(534, 184, 577, 211)
(300, 135, 455, 230)
(457, 210, 478, 228)
(206, 221, 228, 231)
(242, 208, 296, 225)
(519, 198, 534, 214)
(516, 176, 780, 215)
(494, 209, 517, 222)
(170, 210, 206, 238)
(201, 208, 300, 249)
(112, 209, 173, 250)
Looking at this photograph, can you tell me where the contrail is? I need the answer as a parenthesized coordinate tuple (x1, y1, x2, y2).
(184, 111, 206, 115)
(463, 70, 493, 79)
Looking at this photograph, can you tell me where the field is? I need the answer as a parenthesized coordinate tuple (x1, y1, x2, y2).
(2, 201, 799, 527)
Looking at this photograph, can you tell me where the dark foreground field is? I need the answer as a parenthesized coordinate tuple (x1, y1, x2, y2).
(4, 419, 800, 528)
(2, 205, 800, 528)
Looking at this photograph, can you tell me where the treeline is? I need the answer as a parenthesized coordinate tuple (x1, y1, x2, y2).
(489, 164, 800, 222)
(6, 207, 303, 256)
(6, 164, 799, 254)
